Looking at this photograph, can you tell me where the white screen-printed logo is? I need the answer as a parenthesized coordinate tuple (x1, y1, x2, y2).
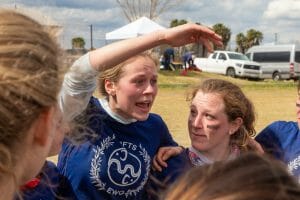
(288, 154, 300, 183)
(108, 148, 141, 186)
(90, 135, 151, 197)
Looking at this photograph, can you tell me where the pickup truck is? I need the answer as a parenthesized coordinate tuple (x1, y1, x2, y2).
(194, 51, 262, 79)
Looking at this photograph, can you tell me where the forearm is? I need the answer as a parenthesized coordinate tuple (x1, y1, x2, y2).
(89, 23, 223, 71)
(89, 30, 163, 71)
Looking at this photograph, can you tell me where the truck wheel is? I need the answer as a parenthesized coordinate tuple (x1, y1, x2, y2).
(272, 72, 281, 81)
(226, 68, 236, 78)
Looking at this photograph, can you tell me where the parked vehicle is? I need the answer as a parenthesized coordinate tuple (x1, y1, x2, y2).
(246, 44, 300, 80)
(194, 51, 262, 79)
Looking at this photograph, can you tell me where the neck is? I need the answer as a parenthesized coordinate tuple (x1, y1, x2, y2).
(100, 98, 137, 124)
(193, 144, 231, 162)
(0, 178, 16, 200)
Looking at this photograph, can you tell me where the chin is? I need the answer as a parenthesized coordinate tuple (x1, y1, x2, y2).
(192, 143, 208, 152)
(134, 113, 150, 121)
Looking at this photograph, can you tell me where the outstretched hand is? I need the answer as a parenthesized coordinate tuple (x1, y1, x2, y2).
(160, 23, 223, 52)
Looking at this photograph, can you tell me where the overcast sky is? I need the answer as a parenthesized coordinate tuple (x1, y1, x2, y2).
(1, 0, 300, 50)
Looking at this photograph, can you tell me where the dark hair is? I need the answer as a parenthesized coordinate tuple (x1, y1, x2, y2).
(163, 153, 300, 200)
(187, 79, 256, 151)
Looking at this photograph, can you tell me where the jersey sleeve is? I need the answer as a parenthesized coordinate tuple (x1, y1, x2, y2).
(59, 53, 99, 122)
(255, 121, 284, 159)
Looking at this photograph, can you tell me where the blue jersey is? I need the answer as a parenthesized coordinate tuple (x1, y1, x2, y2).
(256, 121, 300, 182)
(57, 97, 177, 200)
(19, 161, 76, 200)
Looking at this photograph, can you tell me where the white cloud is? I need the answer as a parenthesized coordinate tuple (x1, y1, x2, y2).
(263, 0, 300, 19)
(2, 0, 300, 49)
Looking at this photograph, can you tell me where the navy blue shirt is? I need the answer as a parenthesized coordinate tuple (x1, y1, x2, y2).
(57, 97, 177, 199)
(19, 161, 76, 200)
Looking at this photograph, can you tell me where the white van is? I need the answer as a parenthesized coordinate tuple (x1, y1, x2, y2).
(246, 44, 300, 80)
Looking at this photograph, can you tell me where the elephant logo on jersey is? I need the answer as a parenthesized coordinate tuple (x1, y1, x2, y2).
(108, 148, 141, 186)
(90, 135, 151, 197)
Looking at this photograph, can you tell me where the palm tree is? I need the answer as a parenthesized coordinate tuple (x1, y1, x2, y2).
(246, 29, 263, 48)
(170, 19, 187, 27)
(213, 23, 231, 50)
(72, 37, 85, 49)
(236, 33, 247, 53)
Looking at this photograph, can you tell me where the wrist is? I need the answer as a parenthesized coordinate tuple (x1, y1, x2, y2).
(156, 30, 166, 45)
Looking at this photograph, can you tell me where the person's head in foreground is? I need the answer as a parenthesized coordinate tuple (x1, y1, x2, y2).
(162, 153, 300, 200)
(0, 9, 66, 199)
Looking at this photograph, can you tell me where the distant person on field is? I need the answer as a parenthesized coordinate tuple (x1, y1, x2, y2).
(162, 153, 300, 200)
(256, 80, 300, 183)
(182, 51, 194, 71)
(162, 48, 175, 70)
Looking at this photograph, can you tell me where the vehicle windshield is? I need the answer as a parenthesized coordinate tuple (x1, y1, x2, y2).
(228, 53, 250, 61)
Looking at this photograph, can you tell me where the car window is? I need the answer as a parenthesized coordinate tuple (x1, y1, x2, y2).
(228, 53, 250, 61)
(218, 53, 226, 60)
(245, 53, 251, 60)
(212, 53, 217, 59)
(295, 51, 300, 63)
(253, 51, 290, 62)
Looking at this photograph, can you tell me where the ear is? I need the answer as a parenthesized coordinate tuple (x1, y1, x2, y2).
(104, 79, 116, 96)
(31, 108, 54, 146)
(229, 117, 243, 135)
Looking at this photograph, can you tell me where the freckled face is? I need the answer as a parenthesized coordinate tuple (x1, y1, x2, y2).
(188, 91, 233, 158)
(110, 56, 158, 121)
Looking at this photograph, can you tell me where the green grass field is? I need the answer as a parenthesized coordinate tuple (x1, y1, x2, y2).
(47, 70, 298, 163)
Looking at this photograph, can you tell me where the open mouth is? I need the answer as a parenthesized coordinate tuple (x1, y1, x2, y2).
(136, 102, 151, 112)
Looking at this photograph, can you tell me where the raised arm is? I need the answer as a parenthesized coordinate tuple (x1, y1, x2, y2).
(89, 23, 222, 71)
(60, 23, 222, 122)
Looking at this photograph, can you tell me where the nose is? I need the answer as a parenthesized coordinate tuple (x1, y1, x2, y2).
(144, 82, 156, 94)
(192, 114, 203, 129)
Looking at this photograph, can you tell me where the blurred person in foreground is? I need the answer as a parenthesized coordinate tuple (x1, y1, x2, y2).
(162, 153, 300, 200)
(0, 9, 70, 200)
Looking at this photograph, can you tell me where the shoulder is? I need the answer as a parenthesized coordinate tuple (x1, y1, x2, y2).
(260, 121, 297, 134)
(147, 113, 166, 124)
(148, 113, 163, 120)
